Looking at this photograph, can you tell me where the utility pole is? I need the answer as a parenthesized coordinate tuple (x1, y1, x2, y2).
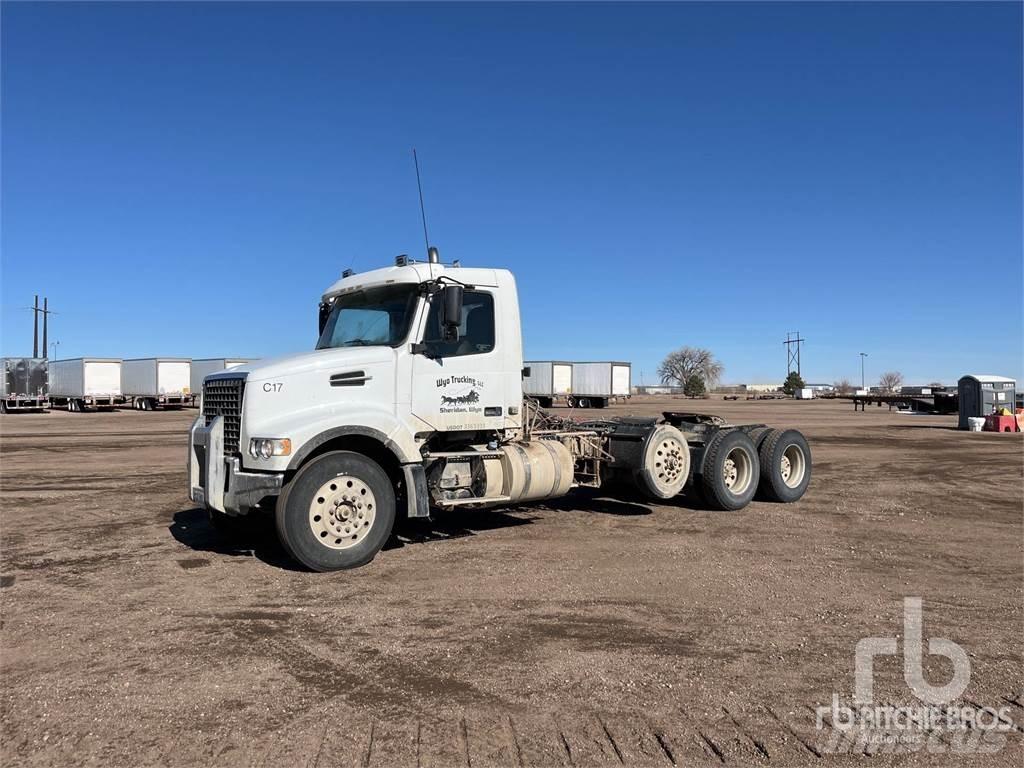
(32, 295, 39, 357)
(784, 331, 806, 377)
(42, 298, 48, 357)
(860, 352, 868, 389)
(27, 296, 56, 358)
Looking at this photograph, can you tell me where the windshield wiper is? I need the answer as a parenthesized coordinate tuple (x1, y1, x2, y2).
(340, 339, 384, 347)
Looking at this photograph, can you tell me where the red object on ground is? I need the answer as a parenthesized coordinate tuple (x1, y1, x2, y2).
(983, 414, 1020, 433)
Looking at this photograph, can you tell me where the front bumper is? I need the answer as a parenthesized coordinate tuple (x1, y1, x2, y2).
(189, 415, 283, 515)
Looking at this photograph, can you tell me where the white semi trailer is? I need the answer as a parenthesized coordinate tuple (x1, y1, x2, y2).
(189, 252, 811, 571)
(49, 358, 123, 411)
(522, 360, 573, 408)
(123, 358, 191, 410)
(567, 361, 631, 408)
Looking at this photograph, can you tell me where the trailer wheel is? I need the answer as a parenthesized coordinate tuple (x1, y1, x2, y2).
(758, 429, 811, 503)
(275, 451, 396, 571)
(142, 398, 155, 411)
(0, 401, 6, 414)
(576, 397, 591, 408)
(700, 430, 760, 511)
(635, 424, 690, 499)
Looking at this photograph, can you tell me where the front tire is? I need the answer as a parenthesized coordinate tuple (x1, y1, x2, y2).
(275, 451, 396, 571)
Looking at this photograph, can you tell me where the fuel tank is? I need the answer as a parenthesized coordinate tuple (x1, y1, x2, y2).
(482, 438, 576, 503)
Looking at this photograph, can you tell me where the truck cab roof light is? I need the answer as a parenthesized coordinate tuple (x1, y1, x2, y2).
(341, 268, 355, 278)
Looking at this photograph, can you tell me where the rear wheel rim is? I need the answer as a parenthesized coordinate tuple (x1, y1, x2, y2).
(722, 447, 753, 495)
(780, 444, 806, 488)
(308, 474, 377, 550)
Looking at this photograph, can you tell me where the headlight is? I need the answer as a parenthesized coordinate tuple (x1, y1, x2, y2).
(248, 438, 292, 460)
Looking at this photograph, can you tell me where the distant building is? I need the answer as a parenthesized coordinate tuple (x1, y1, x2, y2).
(805, 383, 835, 393)
(633, 385, 683, 395)
(744, 383, 781, 393)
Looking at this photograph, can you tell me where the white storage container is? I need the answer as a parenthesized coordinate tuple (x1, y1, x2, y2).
(523, 361, 573, 400)
(122, 358, 191, 408)
(967, 417, 986, 432)
(191, 358, 251, 395)
(49, 359, 122, 397)
(571, 362, 632, 397)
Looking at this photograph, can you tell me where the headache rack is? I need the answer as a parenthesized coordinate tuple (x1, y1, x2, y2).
(202, 377, 245, 456)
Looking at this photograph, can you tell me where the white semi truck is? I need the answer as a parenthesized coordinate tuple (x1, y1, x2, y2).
(189, 252, 811, 571)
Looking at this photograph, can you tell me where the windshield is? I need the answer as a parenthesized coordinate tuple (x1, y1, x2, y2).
(316, 284, 420, 350)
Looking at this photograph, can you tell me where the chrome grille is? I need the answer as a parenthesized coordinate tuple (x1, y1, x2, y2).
(203, 377, 245, 455)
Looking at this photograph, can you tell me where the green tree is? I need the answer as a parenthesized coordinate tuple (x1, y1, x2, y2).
(683, 374, 707, 398)
(783, 371, 806, 396)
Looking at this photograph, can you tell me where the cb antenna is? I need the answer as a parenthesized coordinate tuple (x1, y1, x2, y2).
(412, 148, 433, 260)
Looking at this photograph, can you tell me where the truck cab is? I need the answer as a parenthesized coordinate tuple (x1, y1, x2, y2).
(190, 254, 536, 569)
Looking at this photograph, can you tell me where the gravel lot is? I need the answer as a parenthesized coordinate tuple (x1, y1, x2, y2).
(1, 397, 1021, 766)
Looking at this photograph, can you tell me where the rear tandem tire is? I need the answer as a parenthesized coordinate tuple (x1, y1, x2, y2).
(700, 430, 760, 511)
(275, 451, 396, 572)
(757, 429, 811, 503)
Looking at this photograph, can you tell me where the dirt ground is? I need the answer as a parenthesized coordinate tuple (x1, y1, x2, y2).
(1, 397, 1021, 767)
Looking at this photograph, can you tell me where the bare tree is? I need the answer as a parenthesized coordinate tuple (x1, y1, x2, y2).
(879, 371, 903, 392)
(658, 347, 724, 389)
(833, 378, 853, 395)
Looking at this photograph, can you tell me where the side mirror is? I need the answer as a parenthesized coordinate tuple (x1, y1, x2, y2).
(318, 301, 332, 336)
(441, 284, 463, 341)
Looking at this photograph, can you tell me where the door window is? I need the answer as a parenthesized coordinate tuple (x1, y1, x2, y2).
(422, 291, 495, 358)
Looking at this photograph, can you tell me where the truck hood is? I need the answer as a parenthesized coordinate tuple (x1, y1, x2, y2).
(230, 347, 393, 383)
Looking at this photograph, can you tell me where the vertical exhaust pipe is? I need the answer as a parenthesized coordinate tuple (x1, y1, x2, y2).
(428, 246, 439, 264)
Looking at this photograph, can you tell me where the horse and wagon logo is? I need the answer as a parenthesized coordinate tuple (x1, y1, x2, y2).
(441, 389, 480, 406)
(436, 375, 485, 412)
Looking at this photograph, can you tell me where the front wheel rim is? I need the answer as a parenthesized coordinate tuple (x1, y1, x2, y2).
(780, 444, 806, 488)
(722, 447, 753, 494)
(308, 474, 377, 550)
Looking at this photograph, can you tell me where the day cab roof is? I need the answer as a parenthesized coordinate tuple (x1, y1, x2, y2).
(321, 258, 505, 303)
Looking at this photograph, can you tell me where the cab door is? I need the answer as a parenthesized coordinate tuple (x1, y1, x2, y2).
(410, 288, 508, 432)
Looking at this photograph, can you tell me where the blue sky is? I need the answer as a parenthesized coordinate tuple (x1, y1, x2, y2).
(2, 2, 1021, 386)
